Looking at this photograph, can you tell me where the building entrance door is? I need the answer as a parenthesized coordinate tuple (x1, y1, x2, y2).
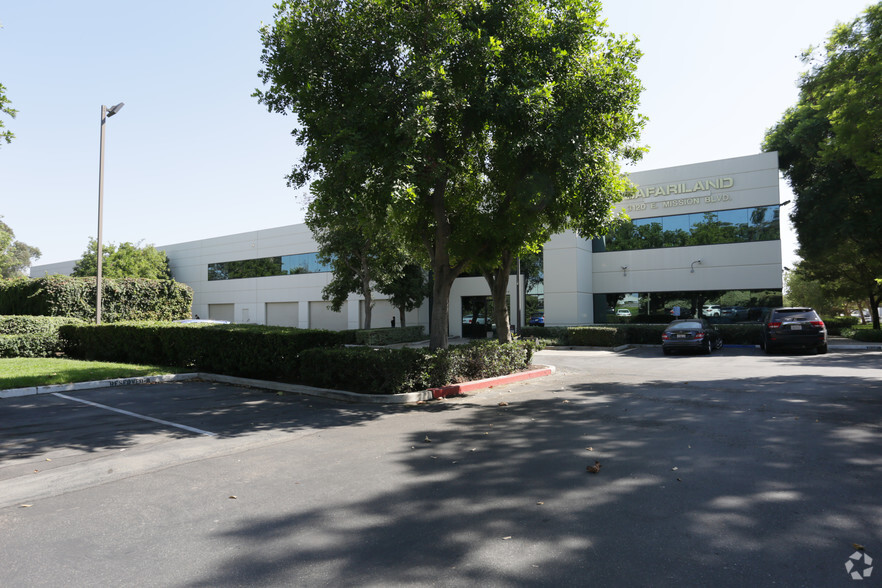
(461, 296, 491, 339)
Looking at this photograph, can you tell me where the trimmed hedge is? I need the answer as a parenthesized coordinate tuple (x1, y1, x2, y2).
(60, 321, 542, 395)
(299, 339, 540, 394)
(0, 315, 87, 358)
(521, 322, 764, 346)
(822, 316, 859, 336)
(60, 322, 350, 379)
(841, 327, 882, 342)
(0, 275, 192, 322)
(353, 325, 425, 346)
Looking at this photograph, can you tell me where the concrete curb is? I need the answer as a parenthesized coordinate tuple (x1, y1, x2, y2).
(0, 366, 557, 404)
(0, 373, 199, 399)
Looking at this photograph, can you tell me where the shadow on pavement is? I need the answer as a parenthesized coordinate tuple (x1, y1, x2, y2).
(186, 372, 882, 586)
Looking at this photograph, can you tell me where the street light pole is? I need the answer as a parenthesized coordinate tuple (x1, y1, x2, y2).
(96, 102, 124, 324)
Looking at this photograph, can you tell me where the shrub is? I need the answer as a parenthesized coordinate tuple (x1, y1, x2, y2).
(353, 325, 425, 345)
(841, 327, 882, 342)
(0, 315, 87, 357)
(715, 323, 764, 346)
(60, 321, 350, 379)
(0, 275, 192, 322)
(299, 339, 539, 394)
(822, 316, 858, 336)
(565, 327, 623, 347)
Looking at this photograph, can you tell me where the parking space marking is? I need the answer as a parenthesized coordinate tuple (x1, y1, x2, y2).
(52, 393, 218, 437)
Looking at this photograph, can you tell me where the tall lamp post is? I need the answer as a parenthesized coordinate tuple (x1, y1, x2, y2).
(96, 102, 124, 324)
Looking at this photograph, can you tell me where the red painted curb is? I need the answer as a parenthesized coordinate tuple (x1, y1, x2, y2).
(429, 366, 554, 399)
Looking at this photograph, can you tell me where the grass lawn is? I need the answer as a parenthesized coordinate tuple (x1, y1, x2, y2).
(0, 358, 183, 390)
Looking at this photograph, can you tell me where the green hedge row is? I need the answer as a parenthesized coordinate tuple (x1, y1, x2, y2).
(0, 315, 87, 357)
(841, 327, 882, 342)
(0, 276, 192, 322)
(353, 325, 425, 345)
(299, 339, 540, 394)
(60, 322, 350, 380)
(520, 323, 765, 346)
(60, 321, 541, 394)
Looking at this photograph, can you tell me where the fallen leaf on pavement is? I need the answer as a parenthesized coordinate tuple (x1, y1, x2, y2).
(586, 461, 601, 474)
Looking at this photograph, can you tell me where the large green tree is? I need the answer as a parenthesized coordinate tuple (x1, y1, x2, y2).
(257, 0, 644, 348)
(0, 216, 41, 278)
(763, 2, 882, 329)
(72, 239, 172, 280)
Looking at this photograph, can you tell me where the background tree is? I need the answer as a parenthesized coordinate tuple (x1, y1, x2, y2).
(71, 239, 171, 280)
(764, 2, 882, 329)
(784, 263, 845, 316)
(257, 0, 645, 348)
(0, 216, 41, 277)
(376, 263, 430, 328)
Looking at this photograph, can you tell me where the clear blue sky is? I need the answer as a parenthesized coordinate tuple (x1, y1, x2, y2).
(0, 0, 874, 268)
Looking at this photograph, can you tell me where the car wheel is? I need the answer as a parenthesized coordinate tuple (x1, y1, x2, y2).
(703, 338, 712, 355)
(764, 341, 775, 355)
(714, 337, 724, 350)
(663, 347, 672, 356)
(817, 343, 828, 354)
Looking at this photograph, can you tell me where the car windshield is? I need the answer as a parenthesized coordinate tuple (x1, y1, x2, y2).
(671, 321, 702, 329)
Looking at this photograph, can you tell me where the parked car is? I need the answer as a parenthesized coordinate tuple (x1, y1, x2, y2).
(761, 307, 827, 354)
(615, 308, 632, 317)
(702, 304, 721, 317)
(661, 318, 723, 355)
(528, 313, 545, 326)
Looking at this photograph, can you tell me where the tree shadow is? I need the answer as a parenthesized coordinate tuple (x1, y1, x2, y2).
(0, 381, 464, 464)
(184, 372, 882, 586)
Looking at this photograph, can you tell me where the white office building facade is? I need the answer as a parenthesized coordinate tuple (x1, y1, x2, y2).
(31, 153, 783, 335)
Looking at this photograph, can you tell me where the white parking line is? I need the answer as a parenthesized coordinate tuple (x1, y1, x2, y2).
(53, 393, 217, 437)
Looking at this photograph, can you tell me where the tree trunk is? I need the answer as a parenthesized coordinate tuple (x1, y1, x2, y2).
(361, 262, 373, 329)
(399, 307, 406, 328)
(429, 274, 453, 349)
(869, 292, 880, 330)
(484, 251, 514, 344)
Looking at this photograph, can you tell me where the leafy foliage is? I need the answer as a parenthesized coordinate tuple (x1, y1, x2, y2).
(0, 315, 86, 358)
(763, 3, 882, 328)
(0, 216, 41, 278)
(256, 0, 645, 348)
(72, 238, 172, 280)
(0, 82, 15, 146)
(0, 275, 192, 322)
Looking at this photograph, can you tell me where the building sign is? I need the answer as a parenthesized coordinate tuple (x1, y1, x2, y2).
(625, 176, 734, 200)
(622, 176, 735, 215)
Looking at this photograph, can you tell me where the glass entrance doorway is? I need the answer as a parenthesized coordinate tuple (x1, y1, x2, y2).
(461, 295, 511, 338)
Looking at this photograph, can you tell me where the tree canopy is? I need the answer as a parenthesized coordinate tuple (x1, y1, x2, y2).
(0, 216, 41, 278)
(763, 2, 882, 328)
(71, 239, 172, 280)
(257, 0, 645, 348)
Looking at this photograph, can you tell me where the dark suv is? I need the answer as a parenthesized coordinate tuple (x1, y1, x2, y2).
(761, 307, 827, 354)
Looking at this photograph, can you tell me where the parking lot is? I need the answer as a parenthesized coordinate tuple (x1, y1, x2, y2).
(2, 346, 881, 586)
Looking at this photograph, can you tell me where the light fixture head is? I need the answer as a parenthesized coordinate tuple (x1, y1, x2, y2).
(106, 102, 125, 117)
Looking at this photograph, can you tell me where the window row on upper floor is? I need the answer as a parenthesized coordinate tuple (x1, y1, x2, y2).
(592, 205, 780, 252)
(208, 252, 331, 281)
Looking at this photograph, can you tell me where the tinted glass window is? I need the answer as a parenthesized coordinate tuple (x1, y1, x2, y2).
(595, 205, 780, 252)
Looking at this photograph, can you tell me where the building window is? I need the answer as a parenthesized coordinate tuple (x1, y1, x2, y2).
(593, 205, 780, 252)
(208, 252, 331, 281)
(592, 289, 784, 324)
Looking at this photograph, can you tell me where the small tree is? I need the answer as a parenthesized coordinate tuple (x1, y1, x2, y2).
(377, 263, 430, 328)
(0, 216, 41, 278)
(72, 239, 171, 280)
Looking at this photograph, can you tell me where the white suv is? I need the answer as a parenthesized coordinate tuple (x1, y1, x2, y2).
(702, 304, 721, 317)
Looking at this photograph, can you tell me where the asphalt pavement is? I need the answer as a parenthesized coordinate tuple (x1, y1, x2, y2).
(1, 346, 881, 587)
